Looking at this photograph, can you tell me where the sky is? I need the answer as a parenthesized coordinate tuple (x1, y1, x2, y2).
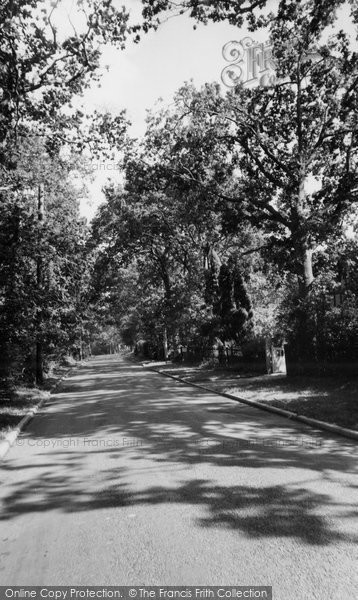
(51, 0, 356, 220)
(74, 0, 269, 219)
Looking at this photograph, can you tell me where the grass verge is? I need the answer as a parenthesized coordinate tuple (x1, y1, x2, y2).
(0, 361, 75, 440)
(145, 360, 358, 431)
(0, 387, 49, 440)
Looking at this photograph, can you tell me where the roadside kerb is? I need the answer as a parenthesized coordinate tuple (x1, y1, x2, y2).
(0, 366, 75, 461)
(146, 365, 358, 442)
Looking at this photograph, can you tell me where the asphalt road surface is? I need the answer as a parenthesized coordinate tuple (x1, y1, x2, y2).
(0, 355, 357, 599)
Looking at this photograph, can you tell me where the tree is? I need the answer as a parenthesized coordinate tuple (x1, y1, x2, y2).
(90, 182, 207, 358)
(129, 1, 358, 295)
(277, 235, 358, 362)
(165, 8, 358, 357)
(0, 139, 92, 383)
(201, 250, 254, 344)
(0, 0, 129, 156)
(90, 97, 264, 356)
(0, 0, 133, 383)
(153, 31, 357, 289)
(134, 0, 356, 38)
(121, 0, 358, 359)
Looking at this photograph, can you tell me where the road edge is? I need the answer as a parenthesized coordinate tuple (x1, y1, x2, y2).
(0, 366, 75, 462)
(146, 365, 358, 442)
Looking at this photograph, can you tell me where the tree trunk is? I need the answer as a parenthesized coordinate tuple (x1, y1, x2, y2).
(36, 183, 44, 385)
(79, 323, 84, 361)
(302, 246, 314, 290)
(295, 161, 314, 292)
(296, 242, 317, 362)
(163, 327, 168, 361)
(36, 341, 43, 385)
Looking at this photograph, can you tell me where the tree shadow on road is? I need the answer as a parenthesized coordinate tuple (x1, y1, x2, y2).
(0, 357, 357, 548)
(0, 459, 355, 546)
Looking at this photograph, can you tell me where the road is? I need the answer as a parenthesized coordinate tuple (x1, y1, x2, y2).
(0, 355, 357, 598)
